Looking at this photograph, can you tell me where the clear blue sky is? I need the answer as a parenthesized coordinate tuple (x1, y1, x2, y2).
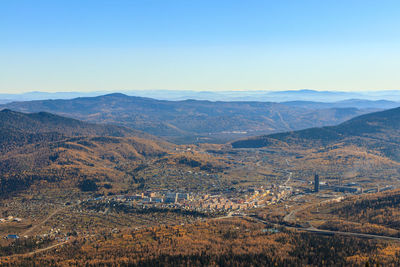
(1, 0, 400, 93)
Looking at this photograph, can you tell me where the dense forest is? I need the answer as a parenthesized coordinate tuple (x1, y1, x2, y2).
(322, 190, 400, 236)
(1, 218, 399, 266)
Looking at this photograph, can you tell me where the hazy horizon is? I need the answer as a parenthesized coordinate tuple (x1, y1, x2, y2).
(2, 88, 400, 95)
(3, 88, 400, 94)
(2, 88, 400, 104)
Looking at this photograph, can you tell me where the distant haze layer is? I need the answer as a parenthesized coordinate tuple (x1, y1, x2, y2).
(1, 90, 400, 103)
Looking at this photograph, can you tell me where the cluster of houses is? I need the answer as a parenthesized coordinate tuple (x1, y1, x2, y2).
(105, 191, 191, 205)
(0, 216, 22, 223)
(2, 216, 23, 240)
(189, 194, 253, 211)
(95, 185, 293, 212)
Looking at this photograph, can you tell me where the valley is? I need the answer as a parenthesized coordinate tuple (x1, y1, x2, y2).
(0, 93, 380, 144)
(3, 0, 400, 264)
(1, 99, 400, 265)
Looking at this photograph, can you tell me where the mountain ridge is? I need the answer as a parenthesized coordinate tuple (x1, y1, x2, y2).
(3, 89, 400, 102)
(0, 93, 378, 143)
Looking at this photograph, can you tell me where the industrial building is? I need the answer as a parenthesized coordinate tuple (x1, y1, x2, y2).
(314, 174, 319, 192)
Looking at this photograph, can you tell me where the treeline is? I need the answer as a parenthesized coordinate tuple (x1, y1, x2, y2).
(82, 201, 214, 218)
(176, 155, 227, 173)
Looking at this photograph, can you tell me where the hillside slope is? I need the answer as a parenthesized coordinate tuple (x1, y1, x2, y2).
(0, 110, 229, 198)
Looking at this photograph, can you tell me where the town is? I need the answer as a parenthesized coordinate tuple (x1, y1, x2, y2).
(84, 183, 293, 213)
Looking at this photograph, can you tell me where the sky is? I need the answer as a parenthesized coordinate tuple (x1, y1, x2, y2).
(1, 0, 400, 93)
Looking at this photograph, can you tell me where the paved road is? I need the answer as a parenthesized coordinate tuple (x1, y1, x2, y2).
(283, 197, 342, 224)
(246, 215, 400, 242)
(283, 200, 314, 223)
(283, 171, 292, 186)
(301, 227, 400, 241)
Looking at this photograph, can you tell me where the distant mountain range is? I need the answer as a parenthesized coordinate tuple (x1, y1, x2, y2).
(0, 93, 384, 143)
(2, 89, 400, 103)
(281, 99, 400, 110)
(0, 91, 106, 103)
(231, 107, 400, 161)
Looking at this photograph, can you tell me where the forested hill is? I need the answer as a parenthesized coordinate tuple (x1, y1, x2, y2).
(0, 93, 374, 143)
(0, 109, 172, 197)
(0, 109, 159, 155)
(231, 107, 400, 160)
